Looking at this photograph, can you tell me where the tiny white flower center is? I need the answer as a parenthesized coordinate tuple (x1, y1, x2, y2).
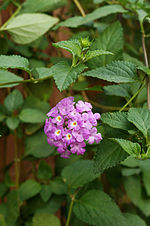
(66, 133, 72, 140)
(71, 121, 77, 127)
(56, 115, 62, 122)
(55, 129, 61, 136)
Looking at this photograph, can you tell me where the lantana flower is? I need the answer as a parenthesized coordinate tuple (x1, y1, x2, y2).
(44, 97, 102, 158)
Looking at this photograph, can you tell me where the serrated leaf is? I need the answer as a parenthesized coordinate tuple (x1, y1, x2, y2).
(35, 67, 53, 79)
(84, 61, 138, 83)
(37, 160, 52, 180)
(6, 117, 20, 130)
(0, 70, 23, 88)
(124, 213, 147, 226)
(52, 61, 87, 91)
(56, 5, 127, 28)
(61, 160, 99, 189)
(127, 108, 150, 140)
(87, 22, 123, 68)
(0, 55, 31, 74)
(25, 130, 55, 158)
(111, 138, 141, 157)
(53, 40, 82, 57)
(19, 108, 46, 123)
(104, 84, 132, 98)
(137, 65, 150, 75)
(124, 176, 150, 216)
(19, 179, 41, 201)
(101, 112, 133, 131)
(123, 53, 144, 67)
(4, 89, 23, 112)
(85, 50, 113, 61)
(21, 0, 67, 13)
(73, 189, 127, 226)
(33, 213, 61, 226)
(2, 13, 59, 44)
(94, 139, 128, 173)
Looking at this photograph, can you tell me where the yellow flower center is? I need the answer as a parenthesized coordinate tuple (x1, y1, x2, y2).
(66, 133, 72, 140)
(56, 116, 62, 122)
(55, 130, 61, 136)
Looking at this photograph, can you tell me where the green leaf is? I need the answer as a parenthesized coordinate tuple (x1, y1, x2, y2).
(3, 13, 59, 44)
(0, 55, 31, 74)
(85, 50, 113, 62)
(101, 112, 133, 131)
(123, 53, 144, 67)
(0, 69, 23, 88)
(61, 160, 99, 189)
(22, 95, 49, 113)
(52, 61, 87, 91)
(94, 139, 128, 173)
(104, 84, 132, 98)
(73, 189, 127, 226)
(127, 108, 150, 140)
(40, 184, 52, 202)
(124, 176, 150, 216)
(121, 168, 141, 177)
(37, 160, 52, 180)
(124, 213, 147, 226)
(36, 67, 53, 79)
(21, 0, 66, 13)
(137, 9, 147, 25)
(142, 169, 150, 196)
(6, 117, 20, 130)
(4, 89, 23, 112)
(5, 191, 19, 226)
(137, 65, 150, 75)
(33, 213, 61, 226)
(50, 177, 67, 195)
(19, 108, 46, 123)
(87, 22, 123, 68)
(19, 179, 41, 201)
(25, 130, 55, 158)
(53, 40, 82, 58)
(84, 61, 138, 83)
(111, 138, 141, 157)
(56, 5, 127, 28)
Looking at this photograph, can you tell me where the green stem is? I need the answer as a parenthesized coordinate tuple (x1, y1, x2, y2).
(0, 75, 52, 87)
(0, 3, 21, 30)
(73, 0, 86, 17)
(66, 195, 75, 226)
(119, 81, 145, 112)
(141, 31, 150, 110)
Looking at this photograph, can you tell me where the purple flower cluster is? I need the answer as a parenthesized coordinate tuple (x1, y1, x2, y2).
(44, 97, 102, 158)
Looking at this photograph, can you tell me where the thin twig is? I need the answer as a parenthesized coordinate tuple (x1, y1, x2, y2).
(142, 33, 150, 109)
(73, 0, 86, 17)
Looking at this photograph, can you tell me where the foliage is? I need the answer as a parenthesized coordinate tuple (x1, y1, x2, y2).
(0, 0, 150, 225)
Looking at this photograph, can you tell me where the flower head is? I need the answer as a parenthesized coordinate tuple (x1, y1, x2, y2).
(44, 97, 102, 158)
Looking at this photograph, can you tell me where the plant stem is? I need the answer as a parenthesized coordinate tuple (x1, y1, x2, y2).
(66, 195, 75, 226)
(119, 81, 145, 112)
(73, 0, 86, 17)
(0, 75, 52, 87)
(0, 2, 21, 30)
(142, 32, 150, 109)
